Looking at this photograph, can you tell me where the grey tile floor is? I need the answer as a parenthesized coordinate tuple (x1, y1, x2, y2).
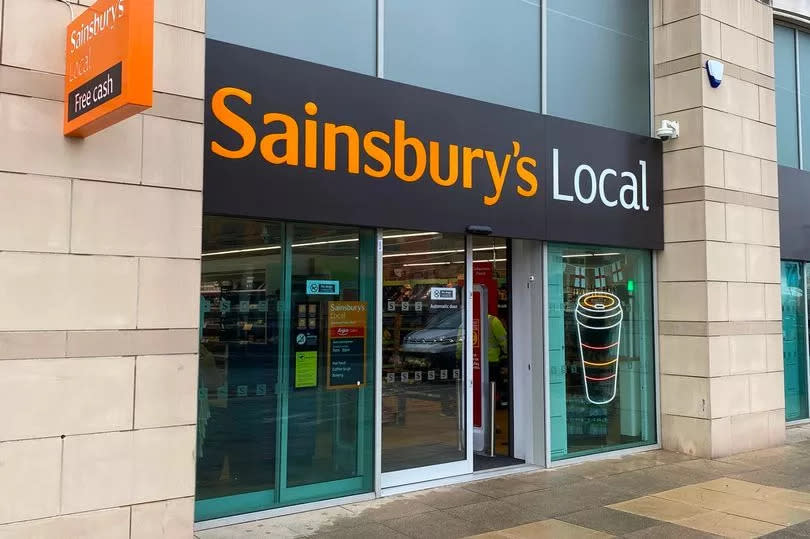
(195, 425, 810, 538)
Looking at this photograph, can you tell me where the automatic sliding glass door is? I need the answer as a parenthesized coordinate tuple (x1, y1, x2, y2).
(380, 230, 472, 487)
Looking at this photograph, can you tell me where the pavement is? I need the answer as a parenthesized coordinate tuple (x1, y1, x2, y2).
(196, 425, 810, 538)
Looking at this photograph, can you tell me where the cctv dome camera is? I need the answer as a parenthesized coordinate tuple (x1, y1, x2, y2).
(656, 120, 680, 141)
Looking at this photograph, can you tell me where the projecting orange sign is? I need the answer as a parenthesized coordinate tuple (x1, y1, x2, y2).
(64, 0, 153, 137)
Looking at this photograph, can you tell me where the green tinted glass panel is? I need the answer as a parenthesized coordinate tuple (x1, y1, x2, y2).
(782, 261, 809, 421)
(548, 243, 656, 460)
(776, 25, 800, 168)
(196, 217, 375, 521)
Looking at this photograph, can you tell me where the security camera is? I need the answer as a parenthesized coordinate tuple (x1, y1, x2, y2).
(656, 120, 680, 141)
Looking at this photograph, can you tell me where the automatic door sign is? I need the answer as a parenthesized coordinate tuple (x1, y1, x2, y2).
(307, 280, 340, 295)
(575, 292, 624, 405)
(430, 287, 457, 301)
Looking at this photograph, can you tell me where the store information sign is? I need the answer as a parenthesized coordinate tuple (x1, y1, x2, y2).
(205, 39, 663, 249)
(64, 0, 154, 137)
(327, 302, 367, 389)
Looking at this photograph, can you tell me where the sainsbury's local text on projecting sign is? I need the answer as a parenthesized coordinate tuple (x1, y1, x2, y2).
(204, 40, 663, 249)
(64, 0, 153, 137)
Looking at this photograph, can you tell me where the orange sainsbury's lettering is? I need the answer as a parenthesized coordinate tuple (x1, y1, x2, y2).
(211, 87, 256, 159)
(208, 87, 541, 205)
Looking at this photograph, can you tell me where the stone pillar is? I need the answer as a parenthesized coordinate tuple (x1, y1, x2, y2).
(0, 0, 204, 537)
(654, 0, 785, 458)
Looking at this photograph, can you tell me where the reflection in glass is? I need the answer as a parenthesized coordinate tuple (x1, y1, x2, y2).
(547, 0, 650, 135)
(547, 243, 656, 460)
(381, 231, 466, 472)
(383, 0, 540, 111)
(782, 261, 809, 421)
(776, 25, 800, 168)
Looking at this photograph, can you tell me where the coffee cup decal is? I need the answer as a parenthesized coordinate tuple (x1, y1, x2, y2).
(575, 292, 623, 405)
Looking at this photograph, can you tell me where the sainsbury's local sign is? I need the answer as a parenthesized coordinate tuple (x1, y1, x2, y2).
(204, 39, 663, 249)
(64, 0, 153, 137)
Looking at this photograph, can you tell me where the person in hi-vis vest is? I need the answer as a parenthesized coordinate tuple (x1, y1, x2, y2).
(457, 314, 509, 405)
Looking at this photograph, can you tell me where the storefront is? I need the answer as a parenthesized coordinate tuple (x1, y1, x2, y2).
(196, 25, 662, 523)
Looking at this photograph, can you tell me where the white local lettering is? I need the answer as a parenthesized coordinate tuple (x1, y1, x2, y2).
(552, 148, 649, 212)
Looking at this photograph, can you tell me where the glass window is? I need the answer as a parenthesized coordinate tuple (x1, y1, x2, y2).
(547, 0, 651, 135)
(782, 261, 809, 422)
(547, 243, 656, 460)
(196, 217, 375, 521)
(776, 25, 800, 168)
(383, 0, 540, 112)
(206, 0, 376, 75)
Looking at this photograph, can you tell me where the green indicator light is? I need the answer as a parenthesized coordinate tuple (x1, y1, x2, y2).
(627, 279, 635, 293)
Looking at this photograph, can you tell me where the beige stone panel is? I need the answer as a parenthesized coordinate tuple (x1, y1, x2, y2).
(658, 282, 708, 321)
(0, 438, 61, 525)
(654, 17, 701, 64)
(0, 64, 64, 102)
(750, 371, 785, 412)
(727, 282, 765, 322)
(0, 173, 70, 253)
(726, 204, 763, 245)
(730, 411, 773, 452)
(763, 209, 780, 247)
(701, 0, 740, 26)
(765, 333, 783, 372)
(664, 148, 704, 190)
(702, 16, 723, 58)
(71, 181, 202, 258)
(763, 5, 774, 42)
(149, 91, 204, 124)
(155, 0, 205, 32)
(710, 415, 733, 457)
(657, 242, 706, 281)
(0, 94, 142, 184)
(0, 357, 133, 440)
(656, 69, 703, 114)
(0, 252, 137, 331)
(728, 334, 767, 375)
(0, 331, 65, 360)
(154, 23, 205, 99)
(138, 258, 201, 329)
(723, 152, 761, 193)
(135, 354, 198, 429)
(721, 24, 758, 71)
(663, 0, 700, 23)
(710, 375, 751, 418)
(703, 75, 759, 120)
(707, 281, 729, 321)
(742, 119, 777, 160)
(661, 414, 712, 457)
(660, 335, 709, 376)
(655, 108, 703, 152)
(702, 108, 743, 152)
(654, 0, 663, 26)
(67, 328, 198, 357)
(662, 375, 710, 418)
(705, 241, 746, 282)
(759, 87, 776, 125)
(131, 497, 194, 539)
(746, 245, 780, 283)
(765, 283, 782, 321)
(142, 116, 204, 190)
(709, 335, 731, 377)
(768, 408, 786, 445)
(0, 508, 129, 539)
(739, 0, 766, 38)
(758, 38, 775, 77)
(705, 200, 727, 241)
(761, 159, 779, 197)
(678, 511, 782, 537)
(61, 426, 196, 513)
(664, 202, 706, 242)
(1, 0, 72, 74)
